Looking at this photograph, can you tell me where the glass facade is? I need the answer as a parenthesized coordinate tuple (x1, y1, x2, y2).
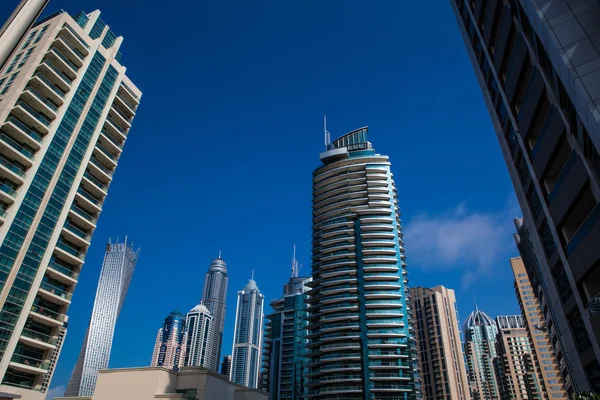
(200, 257, 228, 372)
(464, 308, 500, 400)
(306, 128, 420, 400)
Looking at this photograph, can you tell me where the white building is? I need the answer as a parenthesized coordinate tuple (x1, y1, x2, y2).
(0, 6, 141, 399)
(183, 304, 214, 369)
(65, 239, 139, 396)
(230, 279, 264, 389)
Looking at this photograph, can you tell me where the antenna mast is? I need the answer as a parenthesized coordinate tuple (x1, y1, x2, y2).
(324, 115, 330, 149)
(292, 245, 298, 278)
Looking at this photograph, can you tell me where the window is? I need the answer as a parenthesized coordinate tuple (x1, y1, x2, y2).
(539, 220, 556, 257)
(512, 57, 533, 115)
(527, 93, 551, 150)
(17, 48, 34, 69)
(499, 24, 518, 84)
(33, 25, 48, 44)
(552, 261, 572, 302)
(568, 308, 591, 352)
(541, 133, 572, 195)
(21, 30, 38, 49)
(559, 183, 597, 244)
(488, 3, 504, 54)
(0, 72, 19, 95)
(5, 53, 23, 74)
(527, 188, 543, 219)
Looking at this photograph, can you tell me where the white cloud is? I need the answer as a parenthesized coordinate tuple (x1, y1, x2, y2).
(46, 386, 65, 399)
(404, 199, 519, 287)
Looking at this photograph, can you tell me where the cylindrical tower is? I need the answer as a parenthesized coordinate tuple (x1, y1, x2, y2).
(201, 257, 228, 371)
(306, 127, 419, 399)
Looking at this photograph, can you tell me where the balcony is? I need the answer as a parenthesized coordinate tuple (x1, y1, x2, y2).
(38, 60, 72, 92)
(109, 105, 132, 128)
(22, 86, 59, 121)
(38, 280, 72, 305)
(0, 181, 17, 204)
(12, 102, 52, 138)
(20, 328, 57, 350)
(0, 153, 26, 184)
(68, 203, 97, 230)
(83, 171, 109, 196)
(93, 143, 118, 167)
(0, 132, 34, 166)
(2, 117, 43, 149)
(62, 221, 91, 247)
(104, 117, 128, 140)
(75, 186, 103, 212)
(60, 25, 90, 55)
(29, 304, 65, 327)
(119, 83, 140, 107)
(53, 37, 85, 67)
(54, 237, 86, 265)
(99, 129, 124, 152)
(46, 260, 78, 285)
(9, 354, 49, 374)
(29, 73, 65, 105)
(114, 93, 136, 116)
(46, 47, 78, 78)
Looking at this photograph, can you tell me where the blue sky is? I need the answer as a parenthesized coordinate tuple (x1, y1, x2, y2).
(1, 0, 523, 397)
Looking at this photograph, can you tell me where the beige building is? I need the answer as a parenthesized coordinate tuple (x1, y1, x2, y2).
(55, 366, 268, 400)
(411, 286, 471, 400)
(510, 258, 567, 399)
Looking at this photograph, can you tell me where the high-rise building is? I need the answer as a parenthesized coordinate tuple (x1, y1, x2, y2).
(183, 303, 213, 369)
(0, 0, 48, 70)
(66, 239, 139, 397)
(201, 257, 228, 371)
(464, 307, 500, 400)
(494, 315, 545, 400)
(0, 7, 141, 398)
(450, 0, 600, 392)
(411, 286, 471, 400)
(510, 257, 567, 399)
(221, 355, 232, 378)
(263, 252, 310, 400)
(306, 127, 420, 400)
(151, 310, 187, 371)
(230, 278, 264, 389)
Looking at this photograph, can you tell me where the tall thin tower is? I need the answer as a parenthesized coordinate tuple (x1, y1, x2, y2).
(201, 256, 228, 371)
(0, 8, 141, 399)
(230, 277, 264, 389)
(65, 239, 139, 397)
(306, 127, 420, 399)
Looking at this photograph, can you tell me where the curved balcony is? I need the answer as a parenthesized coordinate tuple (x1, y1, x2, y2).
(313, 182, 368, 204)
(320, 243, 355, 255)
(321, 313, 359, 323)
(363, 256, 398, 264)
(365, 300, 402, 309)
(320, 268, 356, 279)
(363, 265, 399, 273)
(319, 259, 356, 271)
(362, 248, 397, 257)
(361, 231, 395, 240)
(366, 320, 405, 329)
(313, 166, 365, 188)
(360, 224, 394, 232)
(320, 342, 361, 352)
(318, 228, 354, 241)
(321, 276, 356, 287)
(319, 293, 358, 305)
(319, 236, 355, 248)
(306, 363, 361, 377)
(313, 189, 369, 211)
(364, 291, 402, 299)
(366, 311, 404, 318)
(320, 322, 360, 334)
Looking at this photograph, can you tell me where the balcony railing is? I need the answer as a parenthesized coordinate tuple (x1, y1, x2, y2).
(40, 281, 72, 300)
(17, 101, 51, 126)
(77, 187, 102, 204)
(43, 60, 73, 84)
(25, 87, 59, 114)
(111, 104, 131, 124)
(48, 47, 78, 72)
(95, 143, 117, 162)
(55, 240, 84, 260)
(116, 93, 136, 112)
(62, 24, 89, 49)
(56, 36, 85, 59)
(0, 154, 26, 177)
(11, 354, 49, 370)
(21, 328, 57, 345)
(5, 117, 43, 142)
(90, 157, 113, 176)
(84, 171, 108, 191)
(71, 203, 97, 222)
(30, 304, 64, 321)
(32, 73, 65, 98)
(101, 130, 123, 149)
(0, 133, 34, 159)
(106, 117, 126, 134)
(64, 221, 91, 241)
(48, 260, 78, 279)
(0, 182, 17, 197)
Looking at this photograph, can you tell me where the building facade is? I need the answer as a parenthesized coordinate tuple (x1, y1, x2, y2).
(151, 310, 187, 371)
(201, 257, 228, 372)
(221, 355, 232, 378)
(494, 315, 545, 400)
(65, 239, 139, 397)
(510, 257, 567, 399)
(183, 303, 213, 369)
(306, 127, 420, 400)
(231, 278, 264, 389)
(450, 0, 600, 392)
(411, 286, 471, 400)
(263, 273, 310, 400)
(464, 307, 500, 400)
(0, 0, 47, 70)
(0, 8, 141, 398)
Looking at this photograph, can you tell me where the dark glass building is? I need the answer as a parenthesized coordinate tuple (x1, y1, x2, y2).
(450, 0, 600, 393)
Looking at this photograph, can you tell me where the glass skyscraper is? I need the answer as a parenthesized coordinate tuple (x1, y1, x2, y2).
(183, 303, 213, 369)
(201, 257, 228, 371)
(263, 261, 310, 400)
(463, 307, 500, 400)
(151, 310, 187, 371)
(231, 278, 264, 389)
(450, 0, 600, 392)
(65, 239, 139, 397)
(306, 127, 419, 400)
(0, 8, 140, 399)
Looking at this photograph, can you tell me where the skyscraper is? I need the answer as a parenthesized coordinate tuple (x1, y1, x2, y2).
(230, 278, 264, 389)
(510, 256, 567, 399)
(0, 8, 140, 398)
(221, 355, 232, 377)
(65, 239, 139, 397)
(411, 286, 471, 400)
(306, 127, 420, 399)
(263, 251, 310, 400)
(151, 310, 187, 371)
(494, 315, 545, 400)
(183, 303, 213, 368)
(450, 0, 600, 392)
(0, 0, 48, 70)
(464, 307, 500, 400)
(201, 257, 228, 371)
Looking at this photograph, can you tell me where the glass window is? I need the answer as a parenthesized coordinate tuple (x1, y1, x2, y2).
(33, 25, 48, 44)
(21, 30, 38, 49)
(5, 53, 23, 74)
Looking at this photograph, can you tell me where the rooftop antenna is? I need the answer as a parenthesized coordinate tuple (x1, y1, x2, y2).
(251, 269, 254, 281)
(292, 245, 298, 278)
(324, 115, 330, 149)
(473, 294, 478, 311)
(218, 250, 222, 259)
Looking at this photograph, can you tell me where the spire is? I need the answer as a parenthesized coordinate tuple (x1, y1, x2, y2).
(218, 249, 222, 259)
(251, 269, 254, 281)
(291, 244, 298, 278)
(473, 294, 478, 311)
